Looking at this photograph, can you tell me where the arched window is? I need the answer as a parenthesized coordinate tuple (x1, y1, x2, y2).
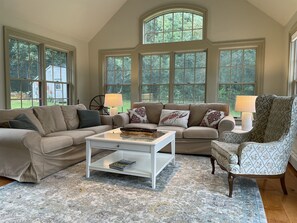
(143, 8, 205, 44)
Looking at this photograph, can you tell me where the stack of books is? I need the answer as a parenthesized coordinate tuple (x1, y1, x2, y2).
(109, 159, 136, 171)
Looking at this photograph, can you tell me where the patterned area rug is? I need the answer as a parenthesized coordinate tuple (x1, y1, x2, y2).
(0, 152, 267, 223)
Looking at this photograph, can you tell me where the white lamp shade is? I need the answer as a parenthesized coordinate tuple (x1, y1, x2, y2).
(104, 93, 123, 107)
(235, 95, 257, 112)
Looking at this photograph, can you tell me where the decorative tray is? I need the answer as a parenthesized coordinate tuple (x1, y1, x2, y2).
(120, 127, 157, 134)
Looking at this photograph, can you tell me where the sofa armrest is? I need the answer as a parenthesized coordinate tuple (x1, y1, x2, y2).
(0, 128, 42, 182)
(218, 115, 235, 134)
(100, 115, 113, 126)
(113, 113, 130, 127)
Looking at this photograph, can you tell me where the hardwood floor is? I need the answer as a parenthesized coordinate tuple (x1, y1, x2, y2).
(0, 165, 297, 222)
(257, 164, 297, 223)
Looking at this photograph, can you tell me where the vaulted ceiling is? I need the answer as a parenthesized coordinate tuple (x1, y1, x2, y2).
(0, 0, 296, 42)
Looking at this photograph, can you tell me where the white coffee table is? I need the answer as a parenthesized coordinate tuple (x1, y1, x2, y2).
(85, 128, 176, 189)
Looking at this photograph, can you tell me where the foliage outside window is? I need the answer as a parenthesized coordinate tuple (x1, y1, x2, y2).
(105, 56, 131, 112)
(141, 54, 170, 103)
(218, 48, 257, 117)
(143, 10, 203, 44)
(4, 27, 75, 109)
(174, 51, 206, 103)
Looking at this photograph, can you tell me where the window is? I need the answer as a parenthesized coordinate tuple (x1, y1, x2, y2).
(143, 10, 204, 44)
(105, 56, 131, 112)
(9, 38, 41, 108)
(45, 48, 69, 105)
(141, 54, 170, 103)
(289, 30, 297, 95)
(4, 27, 76, 109)
(218, 48, 257, 116)
(174, 51, 206, 103)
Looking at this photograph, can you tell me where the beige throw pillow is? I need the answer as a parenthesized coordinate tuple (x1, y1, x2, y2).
(158, 109, 190, 128)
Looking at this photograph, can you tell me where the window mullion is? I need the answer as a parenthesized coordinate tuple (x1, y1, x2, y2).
(40, 43, 46, 106)
(169, 52, 175, 103)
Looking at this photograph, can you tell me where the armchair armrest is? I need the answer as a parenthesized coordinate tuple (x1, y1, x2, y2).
(113, 113, 129, 127)
(0, 128, 42, 182)
(238, 140, 289, 175)
(218, 115, 235, 134)
(219, 131, 251, 144)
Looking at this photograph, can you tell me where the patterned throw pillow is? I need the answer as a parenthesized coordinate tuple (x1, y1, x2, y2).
(158, 109, 190, 128)
(200, 109, 225, 128)
(128, 107, 148, 123)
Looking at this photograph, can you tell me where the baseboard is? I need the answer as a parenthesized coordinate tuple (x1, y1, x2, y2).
(289, 151, 297, 171)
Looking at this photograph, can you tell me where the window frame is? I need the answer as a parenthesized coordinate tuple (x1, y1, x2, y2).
(288, 26, 297, 95)
(139, 4, 207, 45)
(3, 26, 76, 109)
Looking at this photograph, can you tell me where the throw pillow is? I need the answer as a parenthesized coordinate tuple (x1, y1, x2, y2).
(200, 109, 225, 128)
(77, 110, 101, 128)
(158, 109, 190, 128)
(0, 121, 10, 128)
(128, 107, 148, 123)
(9, 114, 39, 131)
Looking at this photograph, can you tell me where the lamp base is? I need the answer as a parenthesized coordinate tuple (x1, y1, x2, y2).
(109, 107, 118, 116)
(241, 112, 253, 131)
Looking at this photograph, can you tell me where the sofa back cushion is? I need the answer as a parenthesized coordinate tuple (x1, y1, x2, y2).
(164, 103, 190, 110)
(61, 104, 87, 130)
(0, 108, 45, 135)
(132, 102, 163, 124)
(34, 105, 67, 134)
(188, 103, 229, 127)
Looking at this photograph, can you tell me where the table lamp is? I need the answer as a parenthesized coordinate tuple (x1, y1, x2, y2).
(235, 95, 257, 131)
(104, 93, 123, 116)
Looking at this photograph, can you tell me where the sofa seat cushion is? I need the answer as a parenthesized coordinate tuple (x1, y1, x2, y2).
(156, 126, 185, 138)
(47, 130, 94, 145)
(34, 105, 67, 134)
(78, 125, 112, 134)
(124, 123, 158, 129)
(184, 126, 218, 139)
(41, 136, 73, 154)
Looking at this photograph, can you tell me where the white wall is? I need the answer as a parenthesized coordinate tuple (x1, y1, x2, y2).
(284, 11, 297, 171)
(0, 9, 90, 108)
(89, 0, 286, 99)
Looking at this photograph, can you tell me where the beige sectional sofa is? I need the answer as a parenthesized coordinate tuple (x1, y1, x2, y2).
(0, 104, 112, 183)
(114, 102, 235, 155)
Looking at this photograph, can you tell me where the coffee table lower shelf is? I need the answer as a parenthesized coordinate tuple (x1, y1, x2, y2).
(89, 150, 174, 180)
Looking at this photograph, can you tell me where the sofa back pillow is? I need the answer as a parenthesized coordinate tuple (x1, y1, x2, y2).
(164, 103, 190, 110)
(0, 108, 45, 135)
(200, 109, 225, 128)
(132, 102, 163, 124)
(188, 103, 229, 127)
(159, 109, 190, 128)
(61, 104, 87, 130)
(77, 110, 101, 128)
(128, 107, 148, 123)
(9, 114, 39, 131)
(34, 105, 67, 135)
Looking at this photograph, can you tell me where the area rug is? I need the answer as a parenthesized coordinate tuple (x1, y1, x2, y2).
(0, 152, 267, 223)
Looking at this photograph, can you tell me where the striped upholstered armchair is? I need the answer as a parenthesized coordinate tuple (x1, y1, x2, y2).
(210, 95, 297, 197)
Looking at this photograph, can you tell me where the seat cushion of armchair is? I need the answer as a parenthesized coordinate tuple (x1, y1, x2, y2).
(184, 126, 218, 139)
(47, 130, 95, 145)
(41, 136, 73, 154)
(156, 126, 185, 138)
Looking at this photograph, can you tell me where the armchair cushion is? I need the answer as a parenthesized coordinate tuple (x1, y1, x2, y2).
(211, 140, 239, 164)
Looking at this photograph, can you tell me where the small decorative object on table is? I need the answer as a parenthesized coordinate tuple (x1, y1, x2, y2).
(109, 159, 136, 171)
(120, 127, 157, 134)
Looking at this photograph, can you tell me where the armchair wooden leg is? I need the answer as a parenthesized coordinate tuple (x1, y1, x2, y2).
(280, 174, 288, 195)
(228, 173, 234, 198)
(211, 156, 215, 174)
